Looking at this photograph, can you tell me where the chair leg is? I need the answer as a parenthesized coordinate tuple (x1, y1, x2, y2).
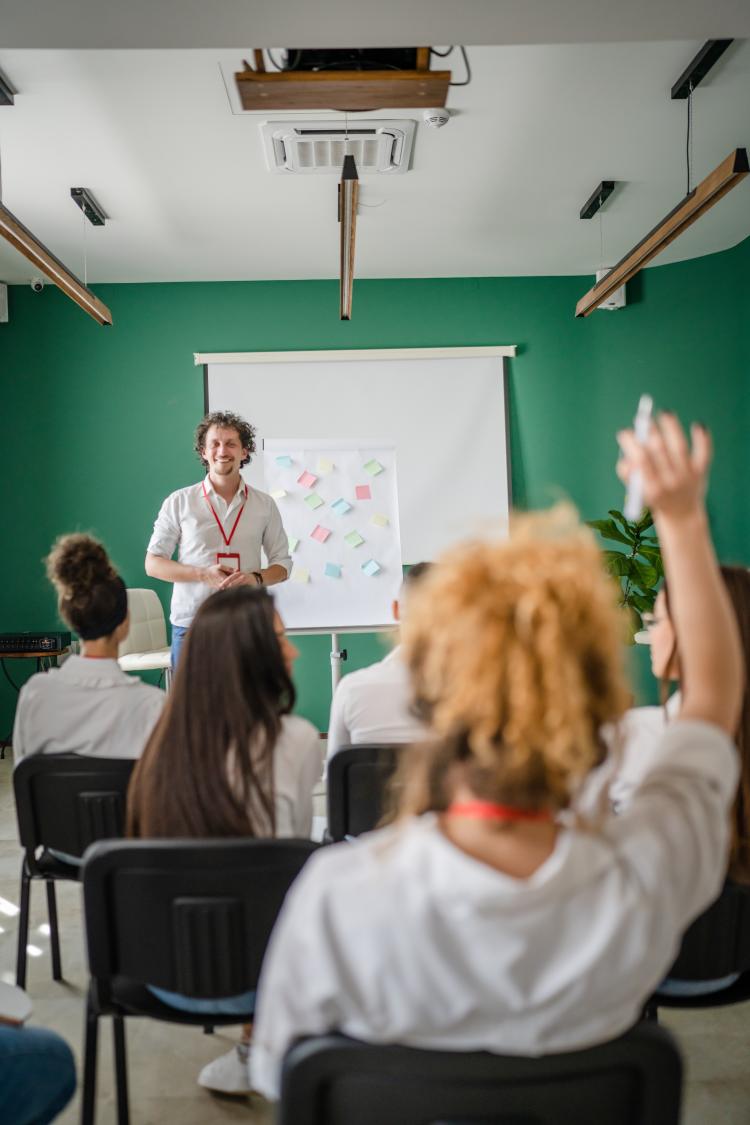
(15, 858, 31, 989)
(112, 1013, 130, 1125)
(81, 991, 99, 1125)
(203, 1025, 215, 1034)
(46, 880, 63, 981)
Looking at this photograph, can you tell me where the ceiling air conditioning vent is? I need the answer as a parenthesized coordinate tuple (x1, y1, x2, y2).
(260, 119, 416, 174)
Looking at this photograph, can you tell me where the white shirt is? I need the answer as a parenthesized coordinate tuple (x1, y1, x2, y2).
(251, 719, 737, 1099)
(272, 716, 325, 837)
(147, 477, 292, 627)
(326, 647, 429, 759)
(13, 656, 165, 762)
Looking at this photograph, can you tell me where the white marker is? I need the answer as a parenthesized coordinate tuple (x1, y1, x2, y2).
(624, 394, 653, 521)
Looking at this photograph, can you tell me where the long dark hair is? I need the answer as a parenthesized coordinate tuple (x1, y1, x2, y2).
(662, 566, 750, 882)
(127, 587, 295, 839)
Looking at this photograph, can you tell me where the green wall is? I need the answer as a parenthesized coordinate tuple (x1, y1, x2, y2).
(2, 235, 749, 738)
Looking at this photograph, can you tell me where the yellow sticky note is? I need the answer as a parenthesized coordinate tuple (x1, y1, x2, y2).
(317, 457, 334, 475)
(370, 513, 389, 528)
(292, 567, 310, 584)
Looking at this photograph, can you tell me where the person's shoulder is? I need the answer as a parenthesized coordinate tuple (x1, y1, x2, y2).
(280, 714, 320, 748)
(161, 481, 203, 506)
(130, 681, 166, 709)
(336, 656, 390, 694)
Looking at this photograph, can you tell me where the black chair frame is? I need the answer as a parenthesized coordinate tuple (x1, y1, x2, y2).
(279, 1026, 683, 1125)
(326, 743, 402, 841)
(13, 753, 136, 989)
(81, 836, 318, 1125)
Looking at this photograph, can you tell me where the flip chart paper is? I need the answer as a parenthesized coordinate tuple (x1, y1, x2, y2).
(288, 536, 299, 553)
(355, 484, 371, 501)
(364, 459, 384, 476)
(297, 470, 318, 489)
(362, 558, 381, 577)
(317, 458, 334, 474)
(292, 567, 310, 584)
(275, 455, 293, 468)
(304, 493, 324, 510)
(331, 498, 352, 517)
(345, 530, 365, 548)
(371, 513, 389, 527)
(311, 525, 332, 544)
(270, 489, 287, 500)
(325, 562, 342, 578)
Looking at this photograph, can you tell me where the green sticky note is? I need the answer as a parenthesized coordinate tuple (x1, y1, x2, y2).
(364, 458, 384, 476)
(304, 492, 324, 510)
(345, 530, 365, 549)
(288, 536, 299, 553)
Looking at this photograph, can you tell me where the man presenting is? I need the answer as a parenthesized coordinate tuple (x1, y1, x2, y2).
(146, 411, 291, 667)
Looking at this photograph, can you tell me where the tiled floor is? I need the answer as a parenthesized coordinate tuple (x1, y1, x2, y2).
(2, 751, 749, 1123)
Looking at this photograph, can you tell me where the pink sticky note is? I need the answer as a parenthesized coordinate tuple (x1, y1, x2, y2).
(310, 524, 331, 544)
(297, 470, 318, 489)
(355, 484, 372, 501)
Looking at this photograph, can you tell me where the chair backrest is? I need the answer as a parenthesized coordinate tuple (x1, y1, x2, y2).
(327, 744, 401, 841)
(668, 879, 750, 979)
(14, 754, 136, 870)
(82, 838, 318, 1000)
(279, 1027, 682, 1125)
(118, 588, 167, 657)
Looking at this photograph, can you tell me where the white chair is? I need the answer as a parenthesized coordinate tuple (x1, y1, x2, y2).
(118, 588, 172, 690)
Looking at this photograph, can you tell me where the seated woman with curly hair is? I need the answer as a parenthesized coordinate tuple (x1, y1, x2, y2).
(248, 415, 743, 1100)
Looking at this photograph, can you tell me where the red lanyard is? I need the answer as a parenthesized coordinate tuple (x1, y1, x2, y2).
(202, 481, 247, 547)
(445, 800, 553, 823)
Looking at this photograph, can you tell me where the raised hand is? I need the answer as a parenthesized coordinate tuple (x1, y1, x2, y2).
(617, 413, 711, 523)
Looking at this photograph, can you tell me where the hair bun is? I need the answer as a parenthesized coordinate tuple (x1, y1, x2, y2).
(46, 533, 117, 596)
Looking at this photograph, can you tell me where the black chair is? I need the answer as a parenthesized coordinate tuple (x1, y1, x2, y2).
(80, 837, 319, 1125)
(279, 1025, 682, 1125)
(646, 879, 750, 1016)
(13, 753, 136, 989)
(327, 743, 402, 841)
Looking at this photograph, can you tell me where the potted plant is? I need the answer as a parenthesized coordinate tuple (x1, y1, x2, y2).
(587, 509, 663, 641)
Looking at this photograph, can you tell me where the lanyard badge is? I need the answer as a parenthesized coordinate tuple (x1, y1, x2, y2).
(202, 482, 247, 571)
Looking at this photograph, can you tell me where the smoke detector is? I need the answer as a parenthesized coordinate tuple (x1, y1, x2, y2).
(260, 119, 416, 174)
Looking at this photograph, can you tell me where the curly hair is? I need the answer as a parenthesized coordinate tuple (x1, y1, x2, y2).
(398, 504, 631, 816)
(46, 533, 128, 640)
(194, 411, 257, 469)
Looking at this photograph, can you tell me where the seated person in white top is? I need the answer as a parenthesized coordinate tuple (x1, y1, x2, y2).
(13, 534, 164, 764)
(127, 585, 323, 1097)
(249, 414, 743, 1100)
(326, 562, 432, 760)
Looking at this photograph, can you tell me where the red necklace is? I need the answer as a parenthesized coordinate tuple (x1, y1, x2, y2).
(445, 800, 554, 823)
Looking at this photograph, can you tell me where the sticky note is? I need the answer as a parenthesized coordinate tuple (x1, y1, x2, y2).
(311, 524, 331, 544)
(317, 457, 334, 475)
(304, 493, 324, 510)
(288, 536, 299, 553)
(345, 530, 365, 549)
(297, 470, 318, 489)
(362, 558, 381, 577)
(364, 459, 384, 476)
(324, 562, 342, 579)
(370, 513, 389, 528)
(276, 455, 293, 468)
(270, 489, 287, 500)
(292, 567, 310, 584)
(355, 484, 372, 501)
(331, 498, 352, 517)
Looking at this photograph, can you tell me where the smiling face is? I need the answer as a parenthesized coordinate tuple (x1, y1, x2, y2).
(274, 611, 299, 676)
(202, 424, 248, 481)
(647, 590, 678, 680)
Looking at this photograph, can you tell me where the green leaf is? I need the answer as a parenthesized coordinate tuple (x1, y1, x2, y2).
(607, 511, 637, 541)
(628, 561, 660, 589)
(587, 519, 633, 546)
(602, 550, 631, 577)
(638, 546, 664, 577)
(628, 591, 655, 613)
(636, 510, 654, 532)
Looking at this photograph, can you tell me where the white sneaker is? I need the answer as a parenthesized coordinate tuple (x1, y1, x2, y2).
(198, 1043, 252, 1095)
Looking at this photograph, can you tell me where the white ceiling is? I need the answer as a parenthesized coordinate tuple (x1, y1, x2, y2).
(0, 35, 749, 284)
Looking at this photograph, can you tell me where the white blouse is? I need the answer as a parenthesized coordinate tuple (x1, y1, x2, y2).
(13, 656, 165, 762)
(251, 719, 737, 1099)
(272, 716, 325, 838)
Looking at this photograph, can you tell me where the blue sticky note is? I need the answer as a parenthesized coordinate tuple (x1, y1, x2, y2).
(275, 455, 293, 468)
(361, 558, 381, 577)
(325, 562, 342, 579)
(331, 498, 352, 517)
